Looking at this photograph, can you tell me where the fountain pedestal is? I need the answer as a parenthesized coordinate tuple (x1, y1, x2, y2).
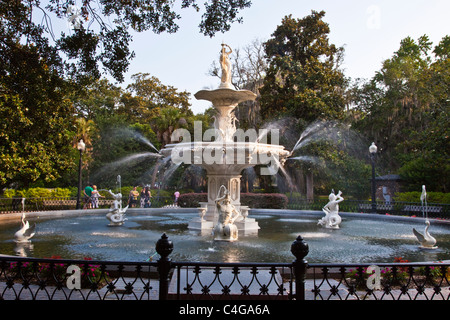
(186, 86, 263, 236)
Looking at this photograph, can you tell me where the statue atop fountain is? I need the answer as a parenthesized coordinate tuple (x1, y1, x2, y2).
(105, 190, 128, 226)
(213, 185, 240, 241)
(318, 190, 343, 229)
(219, 43, 233, 89)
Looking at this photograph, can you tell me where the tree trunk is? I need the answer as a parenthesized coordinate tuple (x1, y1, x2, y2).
(306, 170, 314, 201)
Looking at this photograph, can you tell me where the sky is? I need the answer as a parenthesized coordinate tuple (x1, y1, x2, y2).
(62, 1, 450, 114)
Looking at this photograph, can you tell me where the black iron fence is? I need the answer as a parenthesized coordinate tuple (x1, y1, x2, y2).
(287, 198, 450, 219)
(2, 196, 449, 220)
(0, 196, 175, 213)
(1, 234, 448, 300)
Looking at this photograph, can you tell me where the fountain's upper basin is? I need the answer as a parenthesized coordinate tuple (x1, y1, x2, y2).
(161, 141, 290, 167)
(194, 88, 257, 107)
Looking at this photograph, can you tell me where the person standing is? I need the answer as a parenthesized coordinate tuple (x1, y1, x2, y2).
(143, 186, 152, 208)
(91, 185, 104, 208)
(83, 183, 93, 209)
(128, 186, 139, 208)
(140, 186, 146, 208)
(174, 190, 180, 205)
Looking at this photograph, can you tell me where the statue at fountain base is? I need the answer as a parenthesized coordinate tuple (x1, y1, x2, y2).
(318, 190, 343, 229)
(317, 211, 342, 229)
(213, 222, 238, 242)
(213, 185, 240, 241)
(106, 208, 128, 227)
(106, 190, 128, 227)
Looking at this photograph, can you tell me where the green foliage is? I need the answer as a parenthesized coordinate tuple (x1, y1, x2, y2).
(3, 189, 17, 198)
(0, 2, 77, 189)
(20, 0, 252, 83)
(50, 188, 73, 198)
(241, 193, 288, 209)
(178, 193, 288, 209)
(2, 187, 74, 198)
(352, 35, 449, 192)
(257, 11, 361, 199)
(178, 193, 208, 207)
(260, 11, 348, 123)
(394, 192, 450, 204)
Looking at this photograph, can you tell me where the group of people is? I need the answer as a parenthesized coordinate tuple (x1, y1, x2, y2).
(128, 186, 152, 208)
(83, 183, 181, 209)
(128, 187, 181, 207)
(83, 184, 104, 209)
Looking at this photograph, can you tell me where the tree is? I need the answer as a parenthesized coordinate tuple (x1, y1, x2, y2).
(119, 73, 192, 142)
(10, 0, 252, 83)
(260, 11, 348, 124)
(258, 11, 351, 198)
(72, 78, 124, 120)
(0, 3, 76, 188)
(396, 36, 450, 192)
(122, 73, 191, 121)
(352, 35, 449, 192)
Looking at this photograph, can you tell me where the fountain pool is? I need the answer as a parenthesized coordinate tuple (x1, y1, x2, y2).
(0, 210, 448, 263)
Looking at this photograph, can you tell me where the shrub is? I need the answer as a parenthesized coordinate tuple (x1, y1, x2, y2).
(2, 187, 74, 198)
(18, 187, 52, 198)
(50, 188, 72, 197)
(178, 192, 288, 209)
(394, 191, 450, 204)
(3, 189, 16, 198)
(241, 193, 288, 209)
(178, 193, 207, 207)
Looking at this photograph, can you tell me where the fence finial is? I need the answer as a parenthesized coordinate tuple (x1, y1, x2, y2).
(291, 235, 309, 261)
(156, 233, 173, 259)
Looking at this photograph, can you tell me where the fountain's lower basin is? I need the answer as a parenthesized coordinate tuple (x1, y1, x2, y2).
(0, 209, 448, 263)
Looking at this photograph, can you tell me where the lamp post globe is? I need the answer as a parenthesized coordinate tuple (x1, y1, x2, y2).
(75, 139, 85, 209)
(369, 142, 377, 154)
(77, 139, 86, 152)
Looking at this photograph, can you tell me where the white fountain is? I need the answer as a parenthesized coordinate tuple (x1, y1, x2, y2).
(14, 212, 36, 243)
(161, 44, 291, 238)
(413, 185, 438, 249)
(105, 189, 129, 226)
(318, 190, 343, 229)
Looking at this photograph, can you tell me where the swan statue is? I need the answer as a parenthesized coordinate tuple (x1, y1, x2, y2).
(413, 220, 437, 249)
(14, 212, 36, 242)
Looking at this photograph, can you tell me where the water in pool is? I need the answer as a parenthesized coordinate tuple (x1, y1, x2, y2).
(0, 211, 448, 263)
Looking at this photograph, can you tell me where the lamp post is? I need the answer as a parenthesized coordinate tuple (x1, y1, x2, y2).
(369, 142, 377, 214)
(75, 139, 86, 209)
